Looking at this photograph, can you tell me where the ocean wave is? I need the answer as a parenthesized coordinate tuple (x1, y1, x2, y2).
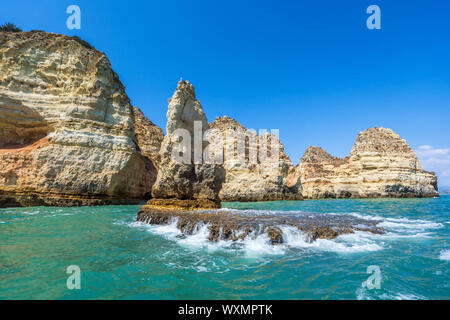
(378, 219, 443, 230)
(129, 208, 442, 256)
(333, 212, 443, 237)
(22, 210, 41, 215)
(356, 287, 424, 300)
(376, 232, 433, 239)
(379, 293, 424, 300)
(131, 219, 383, 256)
(280, 226, 382, 253)
(221, 209, 443, 230)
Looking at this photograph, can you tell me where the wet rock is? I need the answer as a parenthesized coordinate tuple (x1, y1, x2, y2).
(137, 207, 385, 245)
(265, 226, 283, 244)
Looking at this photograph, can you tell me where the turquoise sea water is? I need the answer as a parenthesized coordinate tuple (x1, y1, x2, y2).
(1, 196, 449, 300)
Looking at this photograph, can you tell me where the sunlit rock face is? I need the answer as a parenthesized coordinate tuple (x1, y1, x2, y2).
(0, 31, 163, 207)
(150, 80, 224, 206)
(209, 116, 302, 201)
(297, 127, 439, 199)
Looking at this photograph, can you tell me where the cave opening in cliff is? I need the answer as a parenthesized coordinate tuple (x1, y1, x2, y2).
(0, 98, 52, 149)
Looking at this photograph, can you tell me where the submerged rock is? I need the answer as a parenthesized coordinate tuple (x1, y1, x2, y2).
(296, 127, 439, 199)
(137, 206, 385, 245)
(0, 31, 163, 207)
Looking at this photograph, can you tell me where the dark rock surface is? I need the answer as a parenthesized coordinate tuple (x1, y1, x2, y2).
(137, 207, 385, 245)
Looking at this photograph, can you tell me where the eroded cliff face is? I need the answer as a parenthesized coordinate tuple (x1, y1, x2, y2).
(0, 31, 163, 207)
(297, 127, 438, 199)
(150, 80, 224, 208)
(209, 116, 301, 201)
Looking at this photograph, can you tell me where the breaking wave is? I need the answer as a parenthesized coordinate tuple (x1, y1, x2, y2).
(129, 209, 443, 256)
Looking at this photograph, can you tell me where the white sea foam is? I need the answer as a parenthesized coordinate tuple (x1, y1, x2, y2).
(377, 232, 432, 239)
(349, 212, 442, 228)
(22, 210, 40, 215)
(131, 209, 442, 256)
(356, 287, 371, 300)
(44, 212, 75, 218)
(279, 226, 382, 253)
(379, 293, 424, 300)
(357, 288, 424, 300)
(137, 221, 383, 255)
(346, 213, 443, 240)
(241, 233, 286, 256)
(439, 250, 450, 261)
(149, 219, 181, 238)
(177, 223, 210, 247)
(378, 219, 443, 230)
(195, 266, 208, 272)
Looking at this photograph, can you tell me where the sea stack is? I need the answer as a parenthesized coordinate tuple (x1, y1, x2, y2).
(0, 31, 163, 207)
(147, 80, 225, 210)
(209, 116, 301, 201)
(296, 127, 439, 198)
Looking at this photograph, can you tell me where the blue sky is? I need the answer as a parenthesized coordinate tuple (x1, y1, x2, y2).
(2, 0, 450, 185)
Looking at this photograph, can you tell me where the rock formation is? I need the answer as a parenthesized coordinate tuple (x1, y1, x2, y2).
(0, 31, 439, 208)
(131, 106, 164, 167)
(209, 116, 301, 201)
(137, 205, 385, 245)
(296, 127, 439, 198)
(0, 30, 163, 207)
(149, 80, 224, 209)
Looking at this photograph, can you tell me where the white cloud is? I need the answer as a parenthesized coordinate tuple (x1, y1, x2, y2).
(415, 145, 450, 187)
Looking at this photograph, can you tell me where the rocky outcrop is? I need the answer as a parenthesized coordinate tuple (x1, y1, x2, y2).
(137, 206, 385, 244)
(210, 116, 301, 201)
(131, 106, 164, 196)
(150, 80, 224, 209)
(297, 127, 439, 198)
(0, 31, 438, 207)
(0, 30, 163, 207)
(131, 106, 164, 166)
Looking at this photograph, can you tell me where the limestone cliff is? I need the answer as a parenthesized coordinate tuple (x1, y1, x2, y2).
(150, 80, 224, 208)
(210, 116, 301, 201)
(0, 30, 163, 207)
(297, 127, 438, 198)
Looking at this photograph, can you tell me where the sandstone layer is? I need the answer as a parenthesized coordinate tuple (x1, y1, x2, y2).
(150, 80, 224, 209)
(0, 31, 163, 207)
(296, 127, 438, 199)
(210, 116, 301, 201)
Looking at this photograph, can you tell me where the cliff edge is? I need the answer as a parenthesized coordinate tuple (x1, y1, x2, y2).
(0, 31, 163, 206)
(296, 127, 438, 198)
